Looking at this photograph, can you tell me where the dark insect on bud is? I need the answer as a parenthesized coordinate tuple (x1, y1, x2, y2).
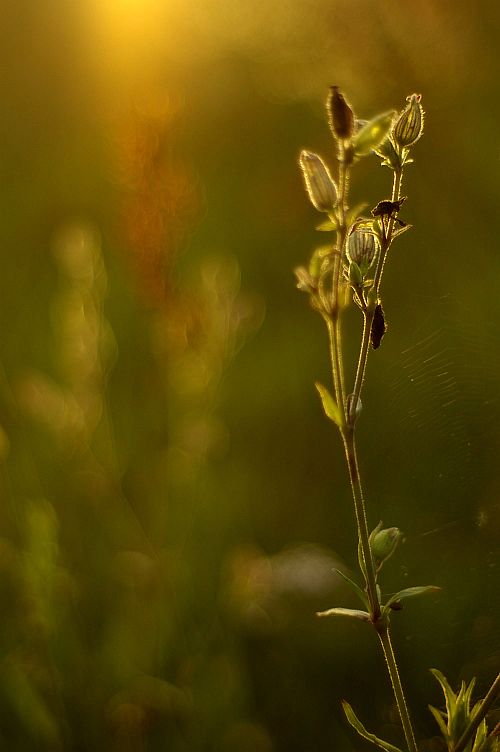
(371, 197, 406, 224)
(370, 303, 386, 349)
(371, 197, 406, 218)
(327, 86, 355, 141)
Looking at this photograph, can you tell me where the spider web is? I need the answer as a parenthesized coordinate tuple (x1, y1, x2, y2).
(370, 297, 500, 524)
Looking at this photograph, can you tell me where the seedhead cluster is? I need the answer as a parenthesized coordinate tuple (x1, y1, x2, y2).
(296, 88, 423, 363)
(295, 89, 500, 752)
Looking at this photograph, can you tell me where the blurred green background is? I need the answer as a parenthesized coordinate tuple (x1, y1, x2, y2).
(0, 1, 499, 749)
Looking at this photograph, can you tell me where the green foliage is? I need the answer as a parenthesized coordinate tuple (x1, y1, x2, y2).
(315, 381, 343, 426)
(342, 701, 404, 752)
(429, 670, 500, 752)
(381, 586, 441, 616)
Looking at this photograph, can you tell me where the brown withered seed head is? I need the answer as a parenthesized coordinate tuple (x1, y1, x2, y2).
(327, 86, 355, 141)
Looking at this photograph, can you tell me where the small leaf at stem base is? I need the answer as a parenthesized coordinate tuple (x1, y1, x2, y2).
(315, 382, 343, 426)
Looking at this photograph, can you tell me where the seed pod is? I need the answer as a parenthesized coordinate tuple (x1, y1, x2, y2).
(326, 86, 354, 141)
(393, 93, 424, 148)
(299, 150, 337, 212)
(370, 303, 386, 349)
(347, 229, 378, 269)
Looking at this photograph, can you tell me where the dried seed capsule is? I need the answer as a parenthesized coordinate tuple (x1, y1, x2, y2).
(393, 93, 424, 148)
(347, 229, 378, 269)
(370, 302, 386, 349)
(326, 86, 355, 141)
(299, 150, 337, 212)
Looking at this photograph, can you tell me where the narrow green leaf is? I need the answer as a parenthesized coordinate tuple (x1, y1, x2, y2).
(431, 668, 457, 722)
(462, 677, 477, 715)
(317, 607, 370, 622)
(316, 218, 338, 231)
(353, 111, 396, 156)
(358, 539, 367, 580)
(384, 585, 440, 612)
(349, 261, 363, 287)
(429, 704, 450, 742)
(315, 382, 343, 427)
(471, 718, 488, 752)
(334, 569, 369, 609)
(342, 701, 404, 752)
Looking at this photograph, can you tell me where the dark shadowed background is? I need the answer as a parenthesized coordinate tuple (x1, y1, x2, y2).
(0, 1, 499, 749)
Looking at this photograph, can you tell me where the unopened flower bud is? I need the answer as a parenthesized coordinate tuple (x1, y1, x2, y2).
(393, 93, 424, 148)
(347, 230, 378, 269)
(370, 524, 402, 568)
(299, 151, 337, 212)
(327, 86, 355, 141)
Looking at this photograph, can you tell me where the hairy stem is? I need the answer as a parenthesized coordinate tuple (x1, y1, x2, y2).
(341, 427, 379, 617)
(374, 168, 403, 295)
(326, 312, 346, 425)
(325, 138, 417, 750)
(378, 625, 419, 752)
(349, 308, 373, 424)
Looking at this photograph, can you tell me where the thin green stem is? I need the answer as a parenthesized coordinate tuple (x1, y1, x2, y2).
(453, 672, 500, 752)
(325, 139, 417, 751)
(326, 313, 346, 425)
(378, 626, 419, 752)
(348, 167, 403, 426)
(349, 309, 373, 424)
(374, 168, 403, 295)
(341, 428, 379, 618)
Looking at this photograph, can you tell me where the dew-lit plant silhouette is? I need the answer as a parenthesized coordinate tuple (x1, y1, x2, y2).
(296, 87, 499, 752)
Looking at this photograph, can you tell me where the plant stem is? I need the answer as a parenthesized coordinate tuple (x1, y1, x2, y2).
(326, 314, 346, 425)
(348, 168, 403, 426)
(349, 308, 373, 424)
(374, 168, 403, 296)
(325, 139, 418, 750)
(378, 625, 419, 752)
(453, 672, 500, 752)
(341, 426, 379, 617)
